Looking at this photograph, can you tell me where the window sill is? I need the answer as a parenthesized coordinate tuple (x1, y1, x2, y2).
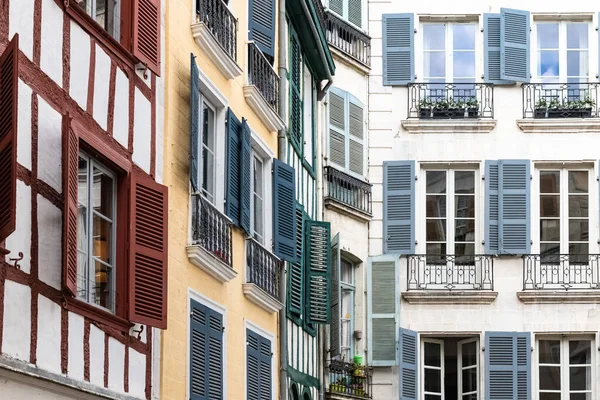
(243, 283, 283, 313)
(401, 119, 497, 134)
(186, 244, 237, 283)
(243, 85, 286, 132)
(516, 118, 600, 133)
(329, 46, 370, 76)
(517, 290, 600, 304)
(326, 391, 372, 400)
(191, 22, 242, 80)
(64, 296, 133, 333)
(402, 291, 498, 305)
(324, 197, 371, 223)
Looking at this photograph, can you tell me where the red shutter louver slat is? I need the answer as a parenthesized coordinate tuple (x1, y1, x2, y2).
(62, 114, 79, 296)
(128, 171, 168, 329)
(0, 34, 19, 247)
(132, 0, 161, 76)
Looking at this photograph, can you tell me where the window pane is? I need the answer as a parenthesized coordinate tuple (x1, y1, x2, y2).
(569, 171, 588, 193)
(202, 147, 214, 200)
(539, 366, 561, 390)
(541, 243, 560, 259)
(424, 52, 446, 79)
(78, 157, 89, 206)
(454, 243, 474, 257)
(539, 340, 561, 364)
(453, 24, 476, 50)
(540, 171, 560, 193)
(427, 171, 446, 193)
(424, 368, 441, 392)
(569, 366, 591, 390)
(424, 342, 441, 366)
(426, 243, 446, 258)
(93, 260, 112, 310)
(455, 220, 475, 242)
(540, 220, 560, 242)
(539, 394, 561, 400)
(453, 52, 475, 79)
(462, 368, 477, 393)
(569, 243, 588, 262)
(341, 259, 353, 284)
(253, 195, 263, 242)
(426, 195, 447, 217)
(539, 51, 560, 78)
(567, 23, 588, 49)
(538, 23, 559, 49)
(424, 25, 445, 50)
(567, 51, 588, 78)
(426, 396, 442, 400)
(455, 171, 475, 193)
(92, 167, 113, 218)
(461, 341, 477, 367)
(455, 196, 475, 218)
(569, 340, 591, 365)
(569, 220, 588, 242)
(426, 220, 446, 241)
(569, 195, 588, 217)
(570, 394, 592, 400)
(93, 215, 112, 264)
(540, 195, 560, 217)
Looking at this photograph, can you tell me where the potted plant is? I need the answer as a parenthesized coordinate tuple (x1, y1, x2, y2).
(418, 97, 434, 119)
(567, 96, 595, 117)
(534, 98, 563, 118)
(465, 97, 479, 118)
(331, 378, 347, 393)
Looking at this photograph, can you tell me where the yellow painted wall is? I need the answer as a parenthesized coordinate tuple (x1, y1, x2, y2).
(161, 0, 281, 398)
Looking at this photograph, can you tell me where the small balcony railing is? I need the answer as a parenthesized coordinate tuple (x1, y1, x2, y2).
(522, 82, 599, 119)
(246, 238, 281, 299)
(247, 41, 279, 113)
(523, 254, 600, 290)
(327, 359, 372, 398)
(407, 255, 494, 291)
(407, 83, 494, 119)
(191, 194, 233, 267)
(196, 0, 238, 61)
(325, 11, 371, 68)
(324, 166, 372, 216)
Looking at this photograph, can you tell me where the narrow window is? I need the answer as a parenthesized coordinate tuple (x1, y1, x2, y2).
(252, 154, 265, 244)
(339, 258, 355, 361)
(201, 99, 216, 203)
(79, 0, 121, 41)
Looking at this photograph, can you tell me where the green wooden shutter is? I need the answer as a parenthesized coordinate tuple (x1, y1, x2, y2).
(190, 54, 200, 192)
(382, 14, 414, 86)
(190, 300, 223, 400)
(485, 160, 500, 254)
(399, 328, 418, 400)
(499, 160, 530, 254)
(500, 8, 530, 82)
(329, 233, 342, 357)
(485, 332, 531, 400)
(367, 256, 398, 366)
(289, 27, 303, 152)
(273, 159, 297, 262)
(348, 94, 364, 176)
(383, 161, 415, 254)
(328, 88, 346, 169)
(240, 118, 252, 234)
(259, 334, 272, 399)
(288, 204, 304, 315)
(248, 0, 276, 57)
(226, 108, 242, 226)
(305, 220, 331, 324)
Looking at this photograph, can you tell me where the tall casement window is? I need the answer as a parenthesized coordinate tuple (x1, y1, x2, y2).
(78, 0, 121, 40)
(339, 258, 355, 360)
(200, 98, 217, 203)
(77, 153, 117, 311)
(252, 154, 265, 244)
(327, 0, 362, 28)
(537, 337, 593, 400)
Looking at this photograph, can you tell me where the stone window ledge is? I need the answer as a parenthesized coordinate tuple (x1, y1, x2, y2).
(324, 198, 371, 223)
(401, 119, 497, 134)
(517, 290, 600, 304)
(243, 283, 283, 313)
(186, 245, 237, 283)
(516, 118, 600, 133)
(243, 85, 286, 132)
(191, 22, 243, 80)
(402, 291, 498, 304)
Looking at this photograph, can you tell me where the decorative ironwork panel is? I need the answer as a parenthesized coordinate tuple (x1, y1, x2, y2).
(324, 166, 372, 216)
(327, 359, 373, 398)
(325, 11, 371, 68)
(407, 83, 494, 119)
(197, 0, 238, 61)
(523, 254, 600, 290)
(191, 194, 233, 268)
(406, 254, 494, 291)
(246, 238, 282, 299)
(522, 83, 599, 119)
(247, 42, 280, 113)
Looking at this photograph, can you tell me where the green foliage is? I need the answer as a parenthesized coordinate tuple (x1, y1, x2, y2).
(418, 96, 479, 109)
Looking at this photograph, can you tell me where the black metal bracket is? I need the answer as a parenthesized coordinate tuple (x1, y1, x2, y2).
(132, 325, 144, 340)
(9, 252, 23, 270)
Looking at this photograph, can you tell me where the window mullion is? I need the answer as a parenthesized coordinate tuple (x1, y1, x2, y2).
(447, 24, 452, 82)
(559, 23, 567, 83)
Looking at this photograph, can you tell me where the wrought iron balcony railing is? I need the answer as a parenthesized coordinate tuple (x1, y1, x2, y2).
(523, 254, 600, 290)
(407, 255, 494, 291)
(247, 41, 279, 113)
(522, 82, 600, 119)
(191, 194, 233, 267)
(324, 166, 372, 216)
(196, 0, 238, 61)
(327, 359, 372, 398)
(246, 238, 281, 299)
(325, 11, 371, 68)
(407, 82, 494, 119)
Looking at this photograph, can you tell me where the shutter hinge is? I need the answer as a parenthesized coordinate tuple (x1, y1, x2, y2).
(530, 174, 533, 180)
(482, 175, 485, 181)
(596, 176, 599, 181)
(481, 27, 484, 32)
(414, 175, 418, 181)
(414, 28, 417, 33)
(481, 240, 485, 245)
(222, 327, 225, 332)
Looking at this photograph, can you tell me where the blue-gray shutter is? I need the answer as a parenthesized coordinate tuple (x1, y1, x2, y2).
(484, 14, 511, 84)
(329, 233, 341, 357)
(382, 14, 414, 86)
(288, 204, 304, 315)
(499, 160, 530, 254)
(485, 160, 500, 254)
(399, 328, 418, 400)
(190, 300, 223, 400)
(247, 330, 272, 400)
(383, 161, 415, 254)
(485, 332, 531, 400)
(273, 159, 297, 262)
(305, 220, 331, 324)
(248, 0, 276, 57)
(240, 118, 252, 235)
(500, 8, 530, 82)
(190, 54, 200, 192)
(226, 108, 242, 226)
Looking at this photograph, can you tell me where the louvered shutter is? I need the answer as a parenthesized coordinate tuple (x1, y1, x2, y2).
(288, 205, 304, 315)
(190, 54, 200, 192)
(500, 8, 530, 82)
(128, 171, 168, 328)
(348, 0, 362, 28)
(348, 94, 364, 176)
(383, 161, 415, 254)
(485, 332, 531, 400)
(273, 159, 297, 262)
(0, 35, 18, 244)
(249, 0, 276, 57)
(207, 308, 224, 398)
(499, 160, 530, 254)
(328, 0, 343, 19)
(190, 301, 223, 400)
(367, 256, 398, 366)
(289, 28, 303, 151)
(305, 220, 331, 324)
(400, 328, 418, 400)
(132, 0, 161, 75)
(485, 160, 500, 254)
(62, 115, 79, 296)
(328, 88, 346, 169)
(247, 330, 272, 400)
(382, 14, 414, 86)
(329, 233, 341, 357)
(240, 118, 252, 234)
(484, 14, 511, 84)
(226, 108, 242, 226)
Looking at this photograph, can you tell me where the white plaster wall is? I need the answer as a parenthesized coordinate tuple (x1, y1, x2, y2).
(93, 44, 111, 131)
(37, 97, 63, 193)
(69, 22, 90, 111)
(37, 195, 62, 290)
(88, 324, 104, 388)
(67, 312, 85, 381)
(40, 0, 63, 87)
(8, 0, 34, 60)
(5, 182, 32, 274)
(107, 338, 125, 392)
(36, 295, 62, 375)
(2, 281, 31, 361)
(17, 80, 32, 171)
(113, 67, 130, 149)
(132, 88, 151, 174)
(128, 348, 146, 398)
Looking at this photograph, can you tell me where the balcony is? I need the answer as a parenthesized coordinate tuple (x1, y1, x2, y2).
(402, 255, 497, 304)
(243, 42, 285, 132)
(186, 194, 236, 283)
(326, 359, 372, 399)
(243, 238, 283, 313)
(325, 11, 371, 69)
(191, 0, 242, 79)
(324, 166, 372, 221)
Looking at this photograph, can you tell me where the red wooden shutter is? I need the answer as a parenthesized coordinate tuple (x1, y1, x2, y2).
(0, 35, 19, 244)
(128, 170, 168, 328)
(131, 0, 161, 76)
(62, 115, 79, 296)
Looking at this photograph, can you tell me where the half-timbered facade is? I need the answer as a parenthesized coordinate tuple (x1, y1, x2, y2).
(0, 0, 167, 398)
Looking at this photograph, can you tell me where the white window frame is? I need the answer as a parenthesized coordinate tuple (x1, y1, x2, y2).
(458, 337, 480, 400)
(79, 0, 121, 40)
(77, 151, 117, 313)
(421, 338, 445, 400)
(244, 319, 276, 400)
(325, 0, 365, 30)
(198, 96, 217, 204)
(249, 127, 274, 248)
(339, 256, 355, 361)
(251, 152, 265, 244)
